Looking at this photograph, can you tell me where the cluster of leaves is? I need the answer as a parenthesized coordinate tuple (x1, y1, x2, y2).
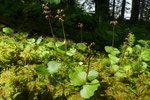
(0, 26, 100, 99)
(0, 26, 150, 100)
(100, 34, 150, 99)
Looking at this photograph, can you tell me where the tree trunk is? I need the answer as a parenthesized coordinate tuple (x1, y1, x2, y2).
(95, 0, 109, 20)
(120, 0, 126, 19)
(112, 0, 116, 17)
(140, 0, 145, 21)
(69, 0, 75, 6)
(131, 0, 140, 22)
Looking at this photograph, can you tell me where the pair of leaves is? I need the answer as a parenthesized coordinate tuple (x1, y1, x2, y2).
(34, 61, 61, 75)
(105, 46, 120, 56)
(69, 67, 99, 86)
(69, 67, 99, 98)
(114, 65, 132, 78)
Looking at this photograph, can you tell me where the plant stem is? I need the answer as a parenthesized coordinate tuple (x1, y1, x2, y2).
(61, 21, 67, 52)
(48, 15, 55, 40)
(119, 44, 128, 67)
(81, 27, 83, 43)
(85, 55, 91, 84)
(112, 25, 115, 47)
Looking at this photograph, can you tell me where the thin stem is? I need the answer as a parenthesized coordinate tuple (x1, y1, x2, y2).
(112, 25, 115, 47)
(119, 44, 128, 67)
(48, 15, 55, 40)
(61, 21, 67, 52)
(85, 55, 91, 84)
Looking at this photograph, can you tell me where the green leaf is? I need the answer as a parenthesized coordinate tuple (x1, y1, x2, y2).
(56, 41, 65, 47)
(88, 70, 99, 81)
(80, 79, 100, 99)
(36, 36, 43, 45)
(34, 65, 49, 75)
(66, 48, 76, 56)
(2, 27, 14, 34)
(46, 42, 55, 48)
(111, 48, 120, 56)
(47, 61, 61, 74)
(111, 65, 119, 72)
(57, 48, 66, 54)
(27, 38, 36, 44)
(105, 46, 113, 53)
(108, 54, 120, 65)
(69, 70, 86, 86)
(141, 49, 150, 61)
(115, 71, 126, 78)
(76, 43, 87, 51)
(105, 46, 120, 55)
(75, 66, 84, 72)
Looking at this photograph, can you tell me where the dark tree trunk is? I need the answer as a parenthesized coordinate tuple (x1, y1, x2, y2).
(131, 0, 140, 22)
(112, 0, 116, 17)
(120, 0, 126, 19)
(69, 0, 75, 6)
(140, 0, 145, 21)
(94, 0, 109, 20)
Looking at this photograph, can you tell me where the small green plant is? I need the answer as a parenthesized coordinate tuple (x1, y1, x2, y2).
(55, 9, 67, 52)
(69, 42, 100, 99)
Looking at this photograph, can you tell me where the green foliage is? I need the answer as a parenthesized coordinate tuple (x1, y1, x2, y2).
(80, 79, 100, 99)
(47, 61, 61, 74)
(88, 70, 99, 81)
(2, 27, 14, 34)
(76, 43, 87, 51)
(0, 26, 150, 100)
(69, 67, 86, 86)
(141, 49, 150, 61)
(34, 65, 49, 75)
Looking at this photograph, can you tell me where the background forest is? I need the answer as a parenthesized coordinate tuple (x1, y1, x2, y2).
(0, 0, 150, 49)
(0, 0, 150, 100)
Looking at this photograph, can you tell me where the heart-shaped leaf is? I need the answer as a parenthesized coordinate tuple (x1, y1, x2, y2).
(47, 61, 61, 74)
(80, 79, 100, 99)
(88, 70, 99, 81)
(105, 46, 113, 53)
(66, 48, 76, 56)
(69, 70, 86, 86)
